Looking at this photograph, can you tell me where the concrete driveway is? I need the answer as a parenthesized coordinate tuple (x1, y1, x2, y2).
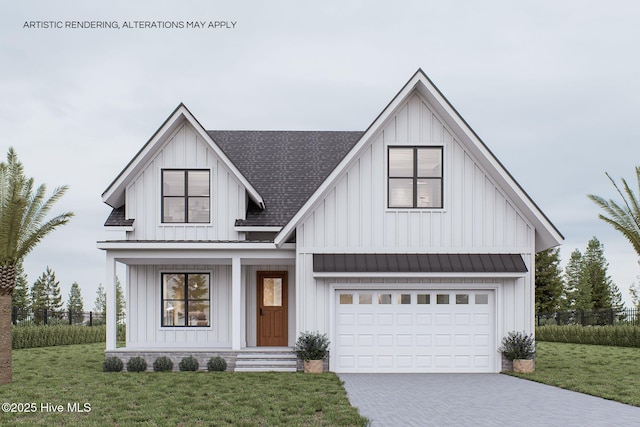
(339, 373, 640, 426)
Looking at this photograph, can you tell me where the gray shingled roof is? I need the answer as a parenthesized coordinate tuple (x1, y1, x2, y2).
(209, 130, 363, 227)
(104, 206, 135, 227)
(313, 253, 528, 273)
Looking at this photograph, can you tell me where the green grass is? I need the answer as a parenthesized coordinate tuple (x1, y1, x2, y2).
(508, 341, 640, 406)
(0, 343, 368, 426)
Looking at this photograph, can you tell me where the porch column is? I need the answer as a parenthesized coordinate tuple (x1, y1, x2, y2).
(231, 256, 242, 350)
(105, 253, 117, 351)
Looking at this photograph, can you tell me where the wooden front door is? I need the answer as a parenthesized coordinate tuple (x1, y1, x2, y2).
(257, 271, 288, 346)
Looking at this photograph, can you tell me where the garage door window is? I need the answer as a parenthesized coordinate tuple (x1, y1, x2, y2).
(339, 294, 353, 304)
(417, 294, 431, 304)
(359, 293, 373, 304)
(437, 294, 450, 304)
(398, 294, 411, 304)
(456, 294, 469, 304)
(475, 294, 489, 304)
(378, 294, 392, 304)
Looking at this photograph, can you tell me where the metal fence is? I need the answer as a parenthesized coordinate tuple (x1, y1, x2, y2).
(537, 308, 640, 326)
(11, 307, 125, 327)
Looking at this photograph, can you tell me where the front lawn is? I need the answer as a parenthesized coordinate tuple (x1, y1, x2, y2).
(508, 341, 640, 407)
(0, 343, 368, 426)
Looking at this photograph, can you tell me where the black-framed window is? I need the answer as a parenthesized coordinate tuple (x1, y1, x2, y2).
(162, 170, 210, 223)
(161, 273, 210, 327)
(388, 146, 443, 208)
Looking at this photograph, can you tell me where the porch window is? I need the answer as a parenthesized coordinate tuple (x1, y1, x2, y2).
(388, 146, 443, 208)
(161, 273, 210, 327)
(162, 170, 210, 223)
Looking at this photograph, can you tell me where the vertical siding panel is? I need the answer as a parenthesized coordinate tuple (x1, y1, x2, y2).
(315, 201, 326, 248)
(408, 95, 421, 143)
(383, 117, 396, 143)
(397, 212, 408, 247)
(473, 165, 484, 247)
(361, 147, 373, 247)
(348, 163, 360, 247)
(410, 212, 421, 247)
(431, 212, 442, 247)
(431, 115, 443, 143)
(421, 100, 432, 143)
(371, 136, 385, 248)
(325, 189, 336, 247)
(463, 153, 474, 247)
(451, 140, 464, 246)
(336, 176, 348, 247)
(484, 177, 495, 247)
(494, 190, 505, 247)
(396, 104, 408, 142)
(505, 202, 516, 247)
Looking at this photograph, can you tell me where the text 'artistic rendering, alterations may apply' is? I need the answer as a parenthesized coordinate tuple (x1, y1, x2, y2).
(23, 20, 238, 30)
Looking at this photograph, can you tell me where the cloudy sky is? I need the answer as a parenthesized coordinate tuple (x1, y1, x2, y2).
(2, 1, 640, 307)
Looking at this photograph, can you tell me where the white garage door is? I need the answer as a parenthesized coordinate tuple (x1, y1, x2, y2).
(334, 289, 495, 373)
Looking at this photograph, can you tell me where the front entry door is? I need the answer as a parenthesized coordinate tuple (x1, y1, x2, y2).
(257, 271, 288, 346)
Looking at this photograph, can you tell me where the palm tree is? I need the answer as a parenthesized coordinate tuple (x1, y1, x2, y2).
(588, 167, 640, 258)
(0, 148, 73, 384)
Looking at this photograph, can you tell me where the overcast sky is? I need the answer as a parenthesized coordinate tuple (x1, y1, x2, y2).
(2, 1, 640, 308)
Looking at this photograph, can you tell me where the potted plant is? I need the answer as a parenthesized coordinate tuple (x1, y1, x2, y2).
(499, 331, 536, 373)
(294, 331, 330, 373)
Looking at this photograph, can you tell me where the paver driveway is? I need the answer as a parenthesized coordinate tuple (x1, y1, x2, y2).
(339, 373, 640, 426)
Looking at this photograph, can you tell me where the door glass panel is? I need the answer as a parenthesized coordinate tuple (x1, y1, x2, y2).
(389, 148, 414, 177)
(417, 294, 431, 304)
(378, 293, 392, 304)
(475, 294, 489, 304)
(398, 294, 411, 304)
(339, 293, 353, 304)
(263, 278, 282, 306)
(456, 294, 469, 304)
(436, 294, 450, 304)
(359, 293, 372, 304)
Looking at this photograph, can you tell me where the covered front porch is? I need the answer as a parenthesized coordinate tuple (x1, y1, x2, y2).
(99, 241, 297, 354)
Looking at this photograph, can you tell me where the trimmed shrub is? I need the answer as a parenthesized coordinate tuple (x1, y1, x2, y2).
(127, 356, 148, 372)
(179, 356, 199, 371)
(536, 325, 640, 348)
(12, 325, 106, 349)
(103, 356, 124, 372)
(499, 331, 535, 360)
(207, 356, 227, 372)
(153, 356, 174, 372)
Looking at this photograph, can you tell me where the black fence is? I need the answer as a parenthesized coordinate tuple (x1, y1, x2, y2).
(11, 307, 125, 327)
(537, 308, 640, 327)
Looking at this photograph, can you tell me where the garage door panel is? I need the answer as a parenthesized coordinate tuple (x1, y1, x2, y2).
(335, 289, 495, 373)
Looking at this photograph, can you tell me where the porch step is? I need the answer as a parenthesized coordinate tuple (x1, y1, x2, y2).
(234, 352, 298, 372)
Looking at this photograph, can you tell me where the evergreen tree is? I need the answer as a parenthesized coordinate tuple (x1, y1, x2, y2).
(10, 263, 30, 322)
(94, 283, 106, 315)
(609, 282, 626, 318)
(30, 266, 63, 324)
(535, 248, 564, 313)
(582, 237, 614, 310)
(67, 282, 84, 324)
(564, 249, 588, 310)
(94, 278, 125, 320)
(116, 276, 126, 321)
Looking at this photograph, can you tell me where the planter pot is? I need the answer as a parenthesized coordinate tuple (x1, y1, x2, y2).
(513, 359, 535, 373)
(303, 359, 324, 373)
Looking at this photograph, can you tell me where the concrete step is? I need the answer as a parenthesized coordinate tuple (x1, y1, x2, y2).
(234, 366, 297, 372)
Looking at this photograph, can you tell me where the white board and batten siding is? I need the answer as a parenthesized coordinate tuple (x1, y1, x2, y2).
(125, 122, 246, 241)
(127, 265, 232, 349)
(294, 90, 536, 356)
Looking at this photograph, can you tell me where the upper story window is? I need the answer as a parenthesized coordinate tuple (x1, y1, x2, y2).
(162, 170, 210, 223)
(388, 146, 443, 208)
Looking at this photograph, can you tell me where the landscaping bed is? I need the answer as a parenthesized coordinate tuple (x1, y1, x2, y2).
(0, 343, 367, 426)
